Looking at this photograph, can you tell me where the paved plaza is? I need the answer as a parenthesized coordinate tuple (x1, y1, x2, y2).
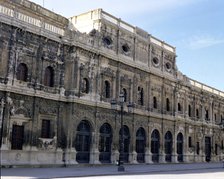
(1, 162, 224, 179)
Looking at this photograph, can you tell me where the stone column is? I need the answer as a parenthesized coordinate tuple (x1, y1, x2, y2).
(89, 131, 100, 164)
(129, 123, 137, 164)
(111, 112, 120, 164)
(145, 124, 153, 164)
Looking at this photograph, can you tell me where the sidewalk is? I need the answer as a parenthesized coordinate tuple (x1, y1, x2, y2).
(1, 162, 224, 179)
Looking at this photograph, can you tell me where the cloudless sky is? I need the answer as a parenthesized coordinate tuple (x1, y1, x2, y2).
(30, 0, 224, 91)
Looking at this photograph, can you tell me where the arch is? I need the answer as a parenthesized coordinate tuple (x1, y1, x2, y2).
(16, 63, 28, 82)
(164, 131, 173, 162)
(177, 132, 184, 162)
(151, 129, 160, 163)
(136, 127, 146, 163)
(44, 66, 54, 87)
(105, 80, 110, 98)
(99, 123, 113, 163)
(119, 125, 130, 163)
(75, 120, 91, 163)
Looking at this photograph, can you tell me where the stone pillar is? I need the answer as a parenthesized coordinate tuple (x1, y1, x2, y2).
(145, 147, 153, 164)
(145, 125, 153, 164)
(89, 132, 100, 164)
(129, 125, 137, 164)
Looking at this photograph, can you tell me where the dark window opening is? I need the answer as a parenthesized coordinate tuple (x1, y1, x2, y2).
(75, 120, 91, 163)
(205, 109, 209, 120)
(123, 88, 127, 102)
(99, 123, 112, 163)
(152, 57, 159, 65)
(188, 105, 192, 117)
(178, 103, 181, 112)
(138, 87, 144, 106)
(151, 129, 160, 163)
(196, 142, 200, 155)
(82, 78, 89, 93)
(105, 81, 110, 98)
(11, 125, 24, 150)
(41, 119, 51, 138)
(177, 133, 184, 162)
(103, 36, 112, 46)
(16, 63, 28, 82)
(122, 44, 130, 53)
(188, 136, 192, 148)
(166, 98, 170, 111)
(215, 144, 218, 155)
(136, 127, 146, 163)
(153, 97, 157, 109)
(44, 66, 54, 87)
(119, 125, 130, 163)
(164, 131, 173, 162)
(196, 109, 199, 118)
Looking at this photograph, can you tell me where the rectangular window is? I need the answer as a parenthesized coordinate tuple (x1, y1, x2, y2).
(196, 142, 200, 155)
(188, 136, 192, 148)
(11, 125, 24, 150)
(215, 144, 218, 155)
(41, 119, 51, 138)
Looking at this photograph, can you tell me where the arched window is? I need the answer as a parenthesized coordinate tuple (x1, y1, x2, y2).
(82, 78, 89, 93)
(188, 105, 192, 117)
(153, 96, 157, 109)
(178, 103, 181, 112)
(16, 63, 28, 82)
(44, 66, 54, 87)
(136, 127, 146, 163)
(177, 133, 184, 162)
(75, 120, 91, 163)
(123, 88, 127, 102)
(99, 123, 112, 163)
(119, 125, 130, 163)
(166, 98, 170, 111)
(151, 129, 160, 163)
(105, 80, 110, 98)
(165, 131, 173, 162)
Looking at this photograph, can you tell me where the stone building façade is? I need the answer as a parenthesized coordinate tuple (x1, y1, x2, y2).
(0, 0, 224, 166)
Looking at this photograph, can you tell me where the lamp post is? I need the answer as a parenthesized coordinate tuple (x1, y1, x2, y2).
(111, 93, 133, 172)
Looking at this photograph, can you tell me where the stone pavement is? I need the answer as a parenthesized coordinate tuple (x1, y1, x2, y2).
(1, 162, 224, 179)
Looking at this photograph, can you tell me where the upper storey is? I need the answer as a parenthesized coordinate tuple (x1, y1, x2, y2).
(70, 9, 177, 79)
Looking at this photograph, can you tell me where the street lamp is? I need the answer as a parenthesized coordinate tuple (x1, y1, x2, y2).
(111, 93, 133, 172)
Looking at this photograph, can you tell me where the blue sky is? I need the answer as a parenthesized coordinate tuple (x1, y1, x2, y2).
(30, 0, 224, 91)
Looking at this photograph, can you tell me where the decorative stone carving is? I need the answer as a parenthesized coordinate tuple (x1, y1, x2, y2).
(38, 136, 57, 150)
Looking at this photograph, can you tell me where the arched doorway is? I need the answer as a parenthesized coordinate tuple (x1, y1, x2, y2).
(75, 120, 91, 163)
(205, 136, 211, 162)
(136, 127, 146, 163)
(151, 129, 160, 163)
(177, 133, 184, 162)
(99, 123, 112, 163)
(164, 131, 173, 162)
(119, 125, 130, 163)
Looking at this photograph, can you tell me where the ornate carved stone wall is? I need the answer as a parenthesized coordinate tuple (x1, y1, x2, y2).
(0, 0, 223, 166)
